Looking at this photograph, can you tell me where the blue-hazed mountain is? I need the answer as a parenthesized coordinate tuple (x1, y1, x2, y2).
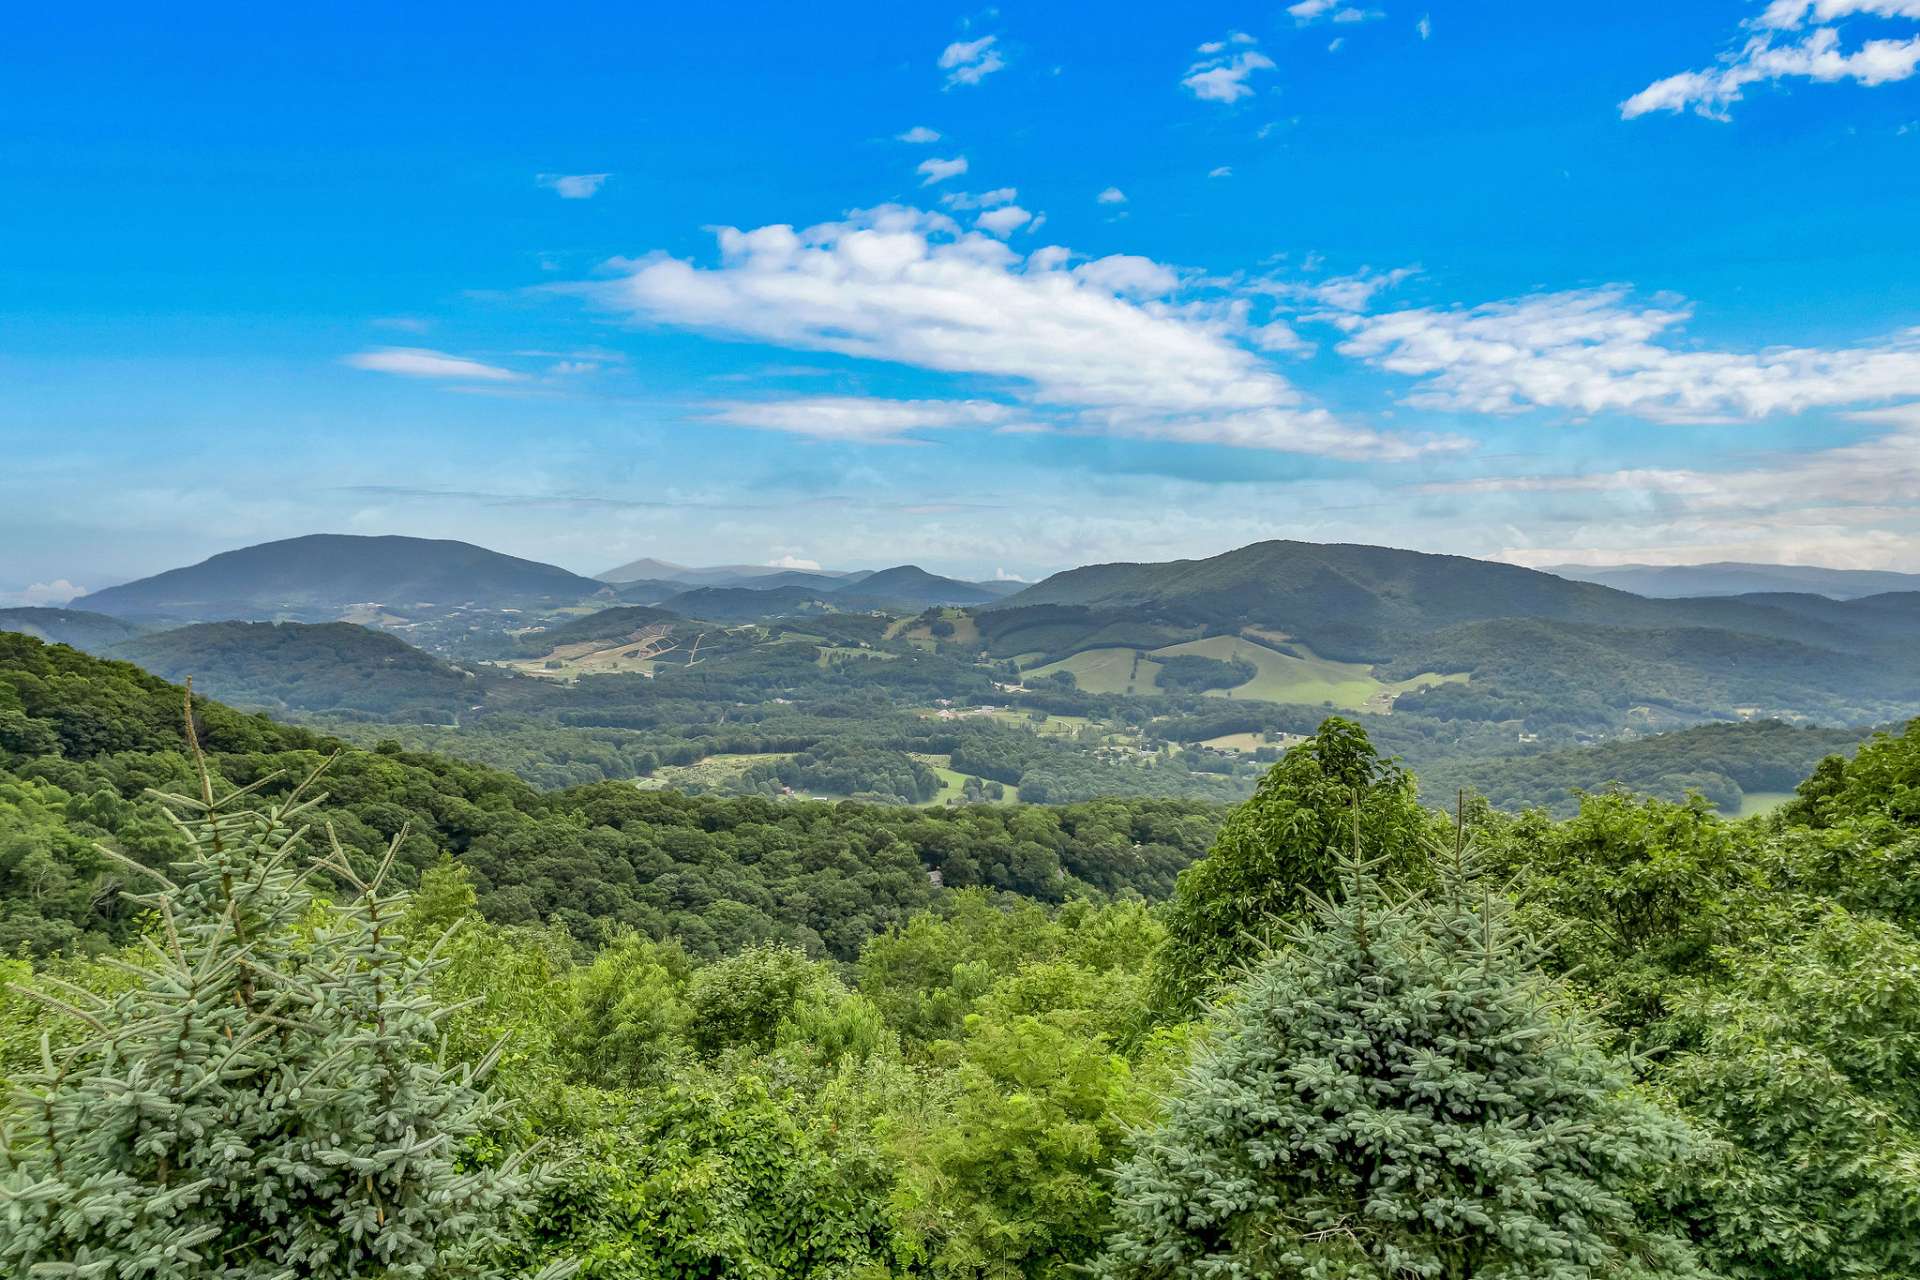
(75, 534, 608, 622)
(0, 608, 149, 654)
(1544, 561, 1920, 600)
(833, 565, 1005, 608)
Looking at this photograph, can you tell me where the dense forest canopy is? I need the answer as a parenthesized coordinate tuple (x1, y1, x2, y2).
(7, 634, 1920, 1275)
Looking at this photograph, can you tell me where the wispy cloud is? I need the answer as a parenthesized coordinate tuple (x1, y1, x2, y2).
(916, 155, 969, 185)
(1623, 2, 1920, 119)
(707, 396, 1018, 442)
(941, 187, 1016, 210)
(940, 35, 1006, 88)
(538, 172, 610, 199)
(599, 204, 1465, 459)
(1336, 285, 1920, 420)
(1288, 0, 1383, 25)
(343, 348, 523, 381)
(1096, 186, 1128, 204)
(1183, 35, 1277, 103)
(896, 125, 942, 143)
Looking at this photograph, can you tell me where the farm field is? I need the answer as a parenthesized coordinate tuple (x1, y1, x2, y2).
(1025, 647, 1163, 695)
(1026, 634, 1467, 711)
(633, 751, 790, 792)
(913, 753, 1021, 805)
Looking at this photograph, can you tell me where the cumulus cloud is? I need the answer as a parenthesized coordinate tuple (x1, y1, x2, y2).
(767, 553, 823, 570)
(975, 205, 1034, 236)
(707, 396, 1017, 442)
(940, 35, 1006, 88)
(916, 155, 969, 185)
(0, 579, 86, 607)
(538, 173, 610, 199)
(1623, 3, 1920, 118)
(602, 205, 1462, 459)
(896, 125, 942, 143)
(1336, 286, 1920, 421)
(344, 348, 523, 381)
(1183, 37, 1277, 103)
(1096, 186, 1128, 204)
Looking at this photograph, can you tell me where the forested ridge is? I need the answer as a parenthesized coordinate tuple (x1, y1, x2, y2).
(6, 626, 1920, 1276)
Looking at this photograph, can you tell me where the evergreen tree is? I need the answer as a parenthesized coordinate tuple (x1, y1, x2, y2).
(1102, 828, 1707, 1280)
(0, 689, 568, 1279)
(1152, 717, 1434, 1017)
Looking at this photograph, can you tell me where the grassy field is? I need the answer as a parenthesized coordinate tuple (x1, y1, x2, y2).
(1199, 731, 1272, 752)
(1023, 635, 1465, 711)
(1026, 648, 1163, 695)
(633, 752, 790, 791)
(816, 645, 898, 667)
(913, 752, 1021, 804)
(1731, 790, 1794, 818)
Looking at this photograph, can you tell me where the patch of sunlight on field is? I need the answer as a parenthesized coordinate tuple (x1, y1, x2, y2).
(1026, 648, 1163, 695)
(1731, 790, 1793, 818)
(634, 752, 789, 790)
(912, 752, 1020, 804)
(1151, 635, 1383, 707)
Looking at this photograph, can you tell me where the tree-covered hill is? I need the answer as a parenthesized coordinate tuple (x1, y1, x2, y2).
(0, 632, 1218, 957)
(833, 565, 1004, 608)
(1414, 719, 1874, 815)
(74, 532, 608, 621)
(110, 619, 487, 720)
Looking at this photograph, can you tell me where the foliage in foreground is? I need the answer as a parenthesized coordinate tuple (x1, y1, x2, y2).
(0, 712, 563, 1279)
(6, 661, 1920, 1279)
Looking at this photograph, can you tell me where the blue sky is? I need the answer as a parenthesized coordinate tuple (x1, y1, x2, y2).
(5, 1, 1920, 598)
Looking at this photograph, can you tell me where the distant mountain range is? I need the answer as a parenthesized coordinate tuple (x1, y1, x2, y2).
(596, 557, 876, 588)
(1543, 561, 1920, 600)
(76, 534, 609, 622)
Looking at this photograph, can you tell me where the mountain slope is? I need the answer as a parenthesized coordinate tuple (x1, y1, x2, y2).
(654, 585, 836, 620)
(77, 534, 606, 622)
(0, 607, 148, 654)
(992, 540, 1910, 657)
(112, 620, 482, 719)
(1546, 561, 1920, 600)
(835, 565, 1003, 608)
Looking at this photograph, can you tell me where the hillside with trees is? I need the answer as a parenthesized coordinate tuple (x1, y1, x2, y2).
(7, 654, 1920, 1277)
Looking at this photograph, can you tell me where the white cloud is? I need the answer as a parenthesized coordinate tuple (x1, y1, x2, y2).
(916, 155, 969, 185)
(604, 205, 1463, 459)
(940, 35, 1006, 88)
(344, 348, 523, 381)
(1096, 186, 1128, 204)
(1289, 0, 1382, 25)
(1623, 5, 1920, 119)
(1337, 286, 1920, 421)
(896, 125, 942, 143)
(0, 579, 86, 607)
(941, 187, 1017, 210)
(1183, 38, 1277, 103)
(767, 553, 823, 570)
(707, 396, 1017, 442)
(1429, 402, 1920, 569)
(538, 173, 610, 199)
(1417, 13, 1432, 38)
(1209, 165, 1234, 178)
(975, 205, 1034, 236)
(1329, 37, 1346, 52)
(993, 567, 1029, 581)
